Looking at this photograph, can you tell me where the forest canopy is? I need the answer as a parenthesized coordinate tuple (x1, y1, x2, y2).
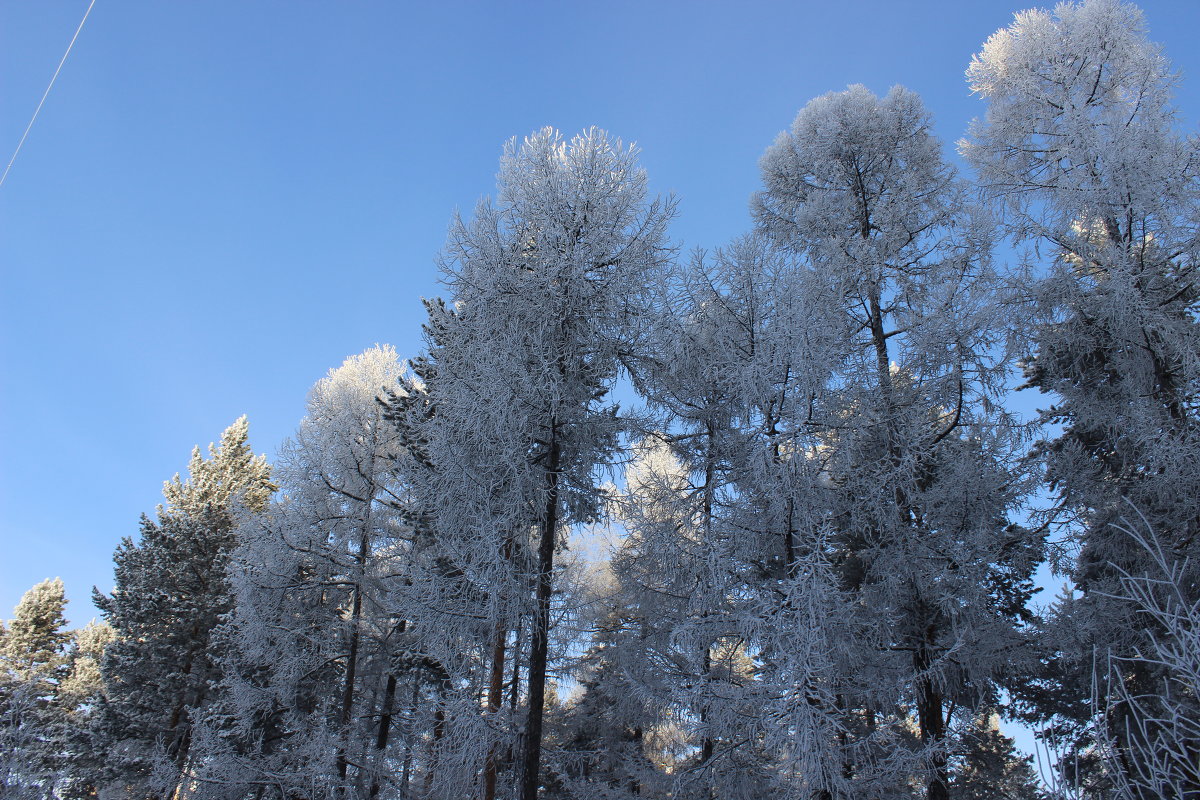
(2, 2, 1198, 799)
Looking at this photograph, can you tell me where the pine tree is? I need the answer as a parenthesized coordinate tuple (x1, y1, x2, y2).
(0, 579, 71, 798)
(95, 417, 274, 797)
(56, 620, 116, 800)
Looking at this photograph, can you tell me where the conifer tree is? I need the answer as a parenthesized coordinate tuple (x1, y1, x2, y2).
(379, 306, 502, 800)
(95, 417, 274, 796)
(948, 713, 1047, 800)
(0, 584, 115, 800)
(0, 578, 70, 798)
(621, 238, 835, 798)
(613, 434, 774, 800)
(755, 84, 1042, 800)
(56, 620, 116, 800)
(188, 347, 416, 799)
(963, 0, 1200, 789)
(411, 126, 673, 800)
(554, 585, 666, 800)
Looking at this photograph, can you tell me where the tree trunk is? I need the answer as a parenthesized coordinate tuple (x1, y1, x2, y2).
(425, 706, 445, 796)
(915, 641, 949, 800)
(484, 536, 513, 800)
(519, 429, 562, 800)
(483, 621, 508, 800)
(368, 672, 398, 799)
(699, 420, 717, 791)
(509, 615, 523, 712)
(337, 529, 371, 784)
(425, 682, 448, 797)
(399, 672, 421, 797)
(699, 645, 715, 767)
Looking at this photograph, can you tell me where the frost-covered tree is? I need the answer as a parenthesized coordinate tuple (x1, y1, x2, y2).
(963, 0, 1200, 548)
(553, 569, 669, 800)
(755, 84, 1042, 800)
(615, 434, 776, 800)
(1093, 519, 1200, 800)
(948, 712, 1047, 800)
(608, 436, 724, 798)
(962, 0, 1200, 787)
(409, 126, 674, 800)
(0, 581, 116, 800)
(0, 579, 70, 799)
(378, 309, 500, 800)
(56, 620, 116, 800)
(96, 417, 274, 797)
(622, 236, 839, 799)
(188, 346, 415, 800)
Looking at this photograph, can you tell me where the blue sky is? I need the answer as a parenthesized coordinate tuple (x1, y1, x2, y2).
(2, 0, 1198, 632)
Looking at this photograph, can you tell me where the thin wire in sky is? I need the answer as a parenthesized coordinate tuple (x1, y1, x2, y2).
(0, 0, 97, 190)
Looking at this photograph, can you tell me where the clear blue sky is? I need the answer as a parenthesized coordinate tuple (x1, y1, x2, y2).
(2, 0, 1198, 631)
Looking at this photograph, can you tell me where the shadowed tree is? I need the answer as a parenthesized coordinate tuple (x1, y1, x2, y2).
(95, 417, 274, 797)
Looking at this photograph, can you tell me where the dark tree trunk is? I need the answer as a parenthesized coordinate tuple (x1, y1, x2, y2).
(519, 430, 562, 800)
(425, 685, 448, 797)
(399, 673, 420, 797)
(915, 641, 949, 800)
(484, 619, 508, 800)
(368, 672, 398, 799)
(337, 529, 371, 785)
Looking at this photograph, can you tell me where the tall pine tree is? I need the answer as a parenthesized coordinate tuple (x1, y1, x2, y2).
(0, 578, 70, 799)
(96, 417, 274, 797)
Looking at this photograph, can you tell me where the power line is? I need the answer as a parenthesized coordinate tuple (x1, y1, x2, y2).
(0, 0, 96, 190)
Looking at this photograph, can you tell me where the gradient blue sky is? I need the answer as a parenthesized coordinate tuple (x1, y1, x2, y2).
(2, 0, 1198, 631)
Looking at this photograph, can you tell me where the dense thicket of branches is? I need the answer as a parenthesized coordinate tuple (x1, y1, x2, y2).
(2, 2, 1196, 799)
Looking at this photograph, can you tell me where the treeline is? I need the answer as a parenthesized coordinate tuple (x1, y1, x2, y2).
(3, 1, 1199, 798)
